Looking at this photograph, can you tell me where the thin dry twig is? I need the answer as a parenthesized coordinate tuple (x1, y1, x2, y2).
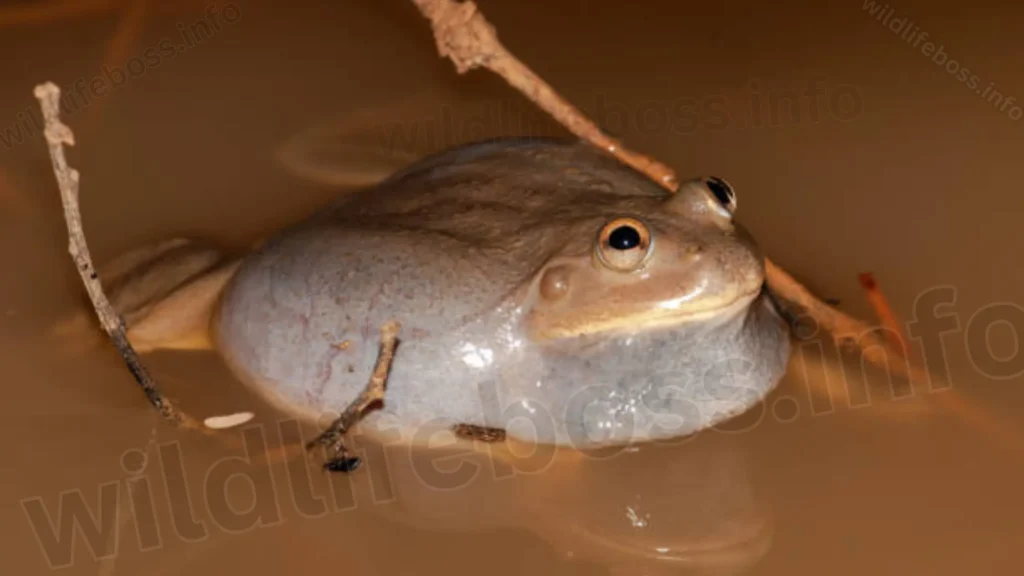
(409, 0, 921, 380)
(452, 423, 506, 443)
(858, 272, 909, 354)
(410, 0, 678, 190)
(307, 320, 401, 471)
(765, 260, 927, 383)
(34, 81, 199, 430)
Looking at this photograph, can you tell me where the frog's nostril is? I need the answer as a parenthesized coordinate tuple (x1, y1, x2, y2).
(705, 177, 736, 213)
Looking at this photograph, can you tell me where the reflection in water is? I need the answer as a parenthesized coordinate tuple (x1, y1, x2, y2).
(273, 85, 567, 189)
(359, 427, 772, 575)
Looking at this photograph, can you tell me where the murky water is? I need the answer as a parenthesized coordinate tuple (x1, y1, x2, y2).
(3, 1, 1024, 574)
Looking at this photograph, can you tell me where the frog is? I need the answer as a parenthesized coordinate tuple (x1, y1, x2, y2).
(101, 137, 791, 448)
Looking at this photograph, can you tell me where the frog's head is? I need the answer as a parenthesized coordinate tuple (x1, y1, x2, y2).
(524, 176, 766, 341)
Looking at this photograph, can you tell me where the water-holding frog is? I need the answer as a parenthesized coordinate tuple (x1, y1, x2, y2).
(107, 138, 791, 448)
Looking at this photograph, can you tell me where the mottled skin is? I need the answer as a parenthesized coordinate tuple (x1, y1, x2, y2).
(214, 138, 791, 447)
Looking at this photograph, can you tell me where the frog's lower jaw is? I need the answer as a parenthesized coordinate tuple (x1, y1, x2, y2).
(483, 294, 792, 448)
(341, 295, 791, 450)
(218, 289, 788, 450)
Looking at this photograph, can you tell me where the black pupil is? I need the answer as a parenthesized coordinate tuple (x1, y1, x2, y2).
(608, 226, 641, 250)
(706, 177, 733, 207)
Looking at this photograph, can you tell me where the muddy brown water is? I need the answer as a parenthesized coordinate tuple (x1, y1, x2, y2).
(2, 1, 1023, 574)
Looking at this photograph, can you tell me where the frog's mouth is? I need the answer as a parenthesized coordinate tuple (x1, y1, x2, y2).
(528, 285, 765, 341)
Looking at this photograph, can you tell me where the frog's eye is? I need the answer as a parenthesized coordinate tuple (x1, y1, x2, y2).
(596, 217, 653, 271)
(704, 176, 737, 214)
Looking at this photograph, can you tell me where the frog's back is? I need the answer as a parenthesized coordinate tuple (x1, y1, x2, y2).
(314, 137, 674, 243)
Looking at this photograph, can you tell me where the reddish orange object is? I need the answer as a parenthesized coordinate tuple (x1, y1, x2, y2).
(857, 272, 910, 358)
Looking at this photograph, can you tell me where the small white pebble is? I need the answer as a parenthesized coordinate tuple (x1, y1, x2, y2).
(203, 412, 255, 429)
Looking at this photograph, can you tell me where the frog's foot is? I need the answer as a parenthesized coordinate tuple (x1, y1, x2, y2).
(451, 423, 507, 443)
(53, 238, 241, 354)
(308, 321, 402, 473)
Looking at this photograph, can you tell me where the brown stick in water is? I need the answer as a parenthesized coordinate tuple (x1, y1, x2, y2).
(307, 320, 402, 471)
(858, 272, 909, 355)
(409, 0, 678, 191)
(34, 81, 200, 431)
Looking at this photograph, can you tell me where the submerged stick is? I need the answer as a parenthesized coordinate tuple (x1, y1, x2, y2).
(34, 81, 199, 430)
(308, 320, 402, 471)
(409, 0, 919, 378)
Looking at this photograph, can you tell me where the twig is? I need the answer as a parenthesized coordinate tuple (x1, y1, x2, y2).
(33, 81, 199, 430)
(858, 272, 908, 354)
(452, 423, 506, 443)
(409, 0, 678, 190)
(765, 259, 923, 382)
(408, 0, 921, 379)
(307, 320, 401, 471)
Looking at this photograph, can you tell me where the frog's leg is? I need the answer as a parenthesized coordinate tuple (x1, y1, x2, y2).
(57, 238, 241, 353)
